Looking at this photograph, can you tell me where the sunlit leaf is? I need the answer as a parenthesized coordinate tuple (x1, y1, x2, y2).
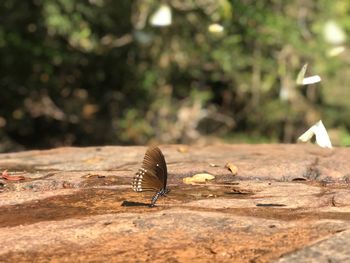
(225, 162, 238, 175)
(177, 146, 189, 153)
(183, 173, 215, 184)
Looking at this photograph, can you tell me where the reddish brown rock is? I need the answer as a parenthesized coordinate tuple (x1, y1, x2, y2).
(0, 144, 349, 262)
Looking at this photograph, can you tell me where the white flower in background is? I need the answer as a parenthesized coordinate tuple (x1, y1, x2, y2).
(323, 20, 346, 45)
(296, 63, 321, 85)
(208, 23, 224, 34)
(298, 120, 333, 148)
(150, 4, 172, 27)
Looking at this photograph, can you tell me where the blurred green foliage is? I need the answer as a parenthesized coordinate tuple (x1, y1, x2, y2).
(1, 0, 350, 151)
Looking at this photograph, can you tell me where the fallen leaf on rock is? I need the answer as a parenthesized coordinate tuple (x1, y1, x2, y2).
(177, 146, 189, 153)
(183, 173, 215, 184)
(1, 170, 25, 181)
(225, 163, 238, 176)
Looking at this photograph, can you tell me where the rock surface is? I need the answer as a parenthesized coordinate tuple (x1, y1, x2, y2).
(0, 144, 349, 262)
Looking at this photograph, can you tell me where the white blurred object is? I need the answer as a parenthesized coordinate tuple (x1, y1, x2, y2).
(134, 31, 153, 45)
(150, 4, 172, 27)
(208, 23, 224, 33)
(298, 120, 333, 148)
(328, 46, 345, 57)
(279, 86, 290, 101)
(296, 63, 321, 85)
(301, 75, 322, 85)
(323, 20, 346, 45)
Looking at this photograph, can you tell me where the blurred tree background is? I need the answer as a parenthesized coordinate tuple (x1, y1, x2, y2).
(1, 0, 350, 152)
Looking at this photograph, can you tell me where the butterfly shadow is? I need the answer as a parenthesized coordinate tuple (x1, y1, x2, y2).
(121, 200, 150, 207)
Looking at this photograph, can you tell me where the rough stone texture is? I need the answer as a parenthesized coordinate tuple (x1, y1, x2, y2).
(0, 144, 349, 262)
(276, 229, 350, 263)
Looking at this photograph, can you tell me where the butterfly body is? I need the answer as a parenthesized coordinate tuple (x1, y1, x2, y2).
(132, 146, 169, 207)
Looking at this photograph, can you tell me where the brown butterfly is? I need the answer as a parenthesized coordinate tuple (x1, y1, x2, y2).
(132, 146, 169, 207)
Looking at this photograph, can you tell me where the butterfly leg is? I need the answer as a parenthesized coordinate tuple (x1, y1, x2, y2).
(149, 191, 161, 207)
(149, 188, 169, 207)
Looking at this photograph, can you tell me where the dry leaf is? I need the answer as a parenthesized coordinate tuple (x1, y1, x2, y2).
(177, 146, 189, 153)
(298, 120, 332, 148)
(183, 173, 215, 184)
(225, 163, 238, 176)
(1, 170, 25, 181)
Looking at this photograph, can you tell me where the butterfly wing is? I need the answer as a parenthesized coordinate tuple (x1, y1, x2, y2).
(132, 146, 168, 192)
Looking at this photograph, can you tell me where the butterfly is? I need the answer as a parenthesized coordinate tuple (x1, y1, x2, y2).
(132, 146, 169, 207)
(296, 63, 321, 85)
